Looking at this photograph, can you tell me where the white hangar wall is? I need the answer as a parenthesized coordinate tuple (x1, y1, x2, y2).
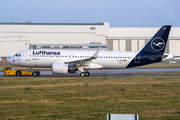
(0, 40, 30, 57)
(0, 22, 109, 57)
(0, 22, 109, 44)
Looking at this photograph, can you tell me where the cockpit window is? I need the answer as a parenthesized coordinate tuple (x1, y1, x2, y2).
(14, 54, 21, 57)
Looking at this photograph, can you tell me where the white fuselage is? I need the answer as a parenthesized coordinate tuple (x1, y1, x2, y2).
(7, 50, 139, 69)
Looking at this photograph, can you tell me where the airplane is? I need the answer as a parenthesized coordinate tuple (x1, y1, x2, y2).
(7, 25, 173, 77)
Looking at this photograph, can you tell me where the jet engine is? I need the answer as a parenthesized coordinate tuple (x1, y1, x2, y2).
(52, 61, 77, 74)
(52, 61, 69, 74)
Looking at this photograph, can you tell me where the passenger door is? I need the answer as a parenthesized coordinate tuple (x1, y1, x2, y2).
(26, 51, 31, 61)
(135, 53, 140, 63)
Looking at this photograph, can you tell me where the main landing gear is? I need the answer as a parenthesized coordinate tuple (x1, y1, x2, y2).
(80, 71, 90, 77)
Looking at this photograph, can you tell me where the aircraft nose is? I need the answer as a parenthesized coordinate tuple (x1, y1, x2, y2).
(7, 58, 11, 64)
(7, 57, 13, 64)
(7, 57, 17, 65)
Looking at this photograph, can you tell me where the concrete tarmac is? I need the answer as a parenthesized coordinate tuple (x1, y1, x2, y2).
(0, 68, 180, 77)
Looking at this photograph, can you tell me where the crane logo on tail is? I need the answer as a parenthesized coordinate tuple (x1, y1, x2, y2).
(151, 37, 165, 51)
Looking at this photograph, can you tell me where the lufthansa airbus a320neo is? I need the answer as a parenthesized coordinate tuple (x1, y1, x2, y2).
(7, 25, 173, 77)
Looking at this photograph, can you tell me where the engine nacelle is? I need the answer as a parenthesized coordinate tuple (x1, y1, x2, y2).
(52, 61, 69, 74)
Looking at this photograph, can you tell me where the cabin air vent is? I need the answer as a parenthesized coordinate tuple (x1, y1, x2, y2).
(90, 27, 96, 30)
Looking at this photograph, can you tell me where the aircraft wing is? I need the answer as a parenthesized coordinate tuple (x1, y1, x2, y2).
(64, 47, 101, 67)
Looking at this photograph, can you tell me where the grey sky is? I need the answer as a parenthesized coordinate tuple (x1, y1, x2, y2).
(0, 0, 179, 27)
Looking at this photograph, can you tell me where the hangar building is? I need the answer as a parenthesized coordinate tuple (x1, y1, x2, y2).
(108, 26, 180, 56)
(0, 22, 180, 59)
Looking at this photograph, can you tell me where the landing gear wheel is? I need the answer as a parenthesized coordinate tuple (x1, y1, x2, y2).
(80, 72, 85, 77)
(37, 71, 40, 76)
(16, 71, 21, 76)
(32, 72, 37, 77)
(32, 71, 40, 77)
(85, 72, 90, 77)
(37, 72, 40, 76)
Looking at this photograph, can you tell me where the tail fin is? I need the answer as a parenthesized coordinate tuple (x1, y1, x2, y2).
(141, 25, 171, 55)
(127, 25, 171, 68)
